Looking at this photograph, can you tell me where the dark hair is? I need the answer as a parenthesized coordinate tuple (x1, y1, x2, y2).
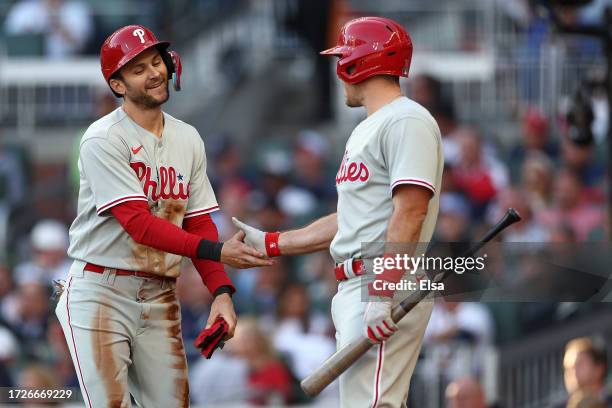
(566, 337, 608, 377)
(108, 71, 124, 98)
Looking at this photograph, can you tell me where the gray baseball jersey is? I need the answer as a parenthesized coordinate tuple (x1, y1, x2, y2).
(68, 107, 218, 277)
(329, 96, 443, 407)
(330, 96, 443, 263)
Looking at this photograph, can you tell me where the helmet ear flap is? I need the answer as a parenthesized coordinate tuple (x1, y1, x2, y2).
(168, 50, 182, 92)
(159, 49, 182, 92)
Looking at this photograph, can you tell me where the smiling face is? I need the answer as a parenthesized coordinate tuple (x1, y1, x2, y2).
(109, 47, 169, 109)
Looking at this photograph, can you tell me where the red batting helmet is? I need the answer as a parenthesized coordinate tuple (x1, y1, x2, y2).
(321, 17, 412, 84)
(100, 25, 182, 96)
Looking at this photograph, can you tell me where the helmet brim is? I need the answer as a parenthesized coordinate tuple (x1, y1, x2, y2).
(320, 45, 346, 56)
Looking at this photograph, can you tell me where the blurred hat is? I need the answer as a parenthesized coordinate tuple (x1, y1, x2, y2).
(523, 107, 548, 135)
(296, 130, 328, 158)
(31, 220, 68, 251)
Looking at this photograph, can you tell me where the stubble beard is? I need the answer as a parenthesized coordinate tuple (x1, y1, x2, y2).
(126, 81, 169, 109)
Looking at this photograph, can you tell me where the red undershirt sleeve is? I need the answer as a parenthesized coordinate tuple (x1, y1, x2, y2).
(109, 200, 234, 294)
(183, 214, 235, 295)
(110, 200, 202, 258)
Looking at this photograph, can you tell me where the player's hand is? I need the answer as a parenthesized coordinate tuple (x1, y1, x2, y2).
(220, 230, 274, 269)
(363, 298, 398, 343)
(206, 293, 237, 339)
(231, 217, 267, 255)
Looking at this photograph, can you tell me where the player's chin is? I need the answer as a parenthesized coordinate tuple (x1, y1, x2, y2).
(345, 98, 361, 108)
(147, 86, 169, 104)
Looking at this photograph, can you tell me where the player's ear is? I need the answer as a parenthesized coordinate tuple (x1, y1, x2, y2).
(109, 77, 126, 97)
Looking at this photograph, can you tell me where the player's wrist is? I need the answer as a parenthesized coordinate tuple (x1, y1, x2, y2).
(196, 239, 224, 262)
(264, 231, 281, 257)
(213, 285, 234, 298)
(369, 253, 407, 298)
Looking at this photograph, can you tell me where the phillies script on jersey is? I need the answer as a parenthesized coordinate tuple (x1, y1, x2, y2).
(336, 150, 370, 185)
(130, 162, 190, 201)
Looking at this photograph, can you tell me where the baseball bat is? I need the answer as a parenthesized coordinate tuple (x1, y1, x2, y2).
(300, 208, 522, 397)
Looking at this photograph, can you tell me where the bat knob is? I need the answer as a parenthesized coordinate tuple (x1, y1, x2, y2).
(507, 208, 522, 223)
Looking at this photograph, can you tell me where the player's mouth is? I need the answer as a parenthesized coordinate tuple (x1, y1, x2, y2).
(147, 81, 165, 90)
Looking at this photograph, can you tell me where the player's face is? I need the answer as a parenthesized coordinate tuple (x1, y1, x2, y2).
(117, 48, 169, 109)
(343, 81, 363, 107)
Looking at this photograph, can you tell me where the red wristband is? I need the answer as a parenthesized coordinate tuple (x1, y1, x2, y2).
(368, 253, 407, 298)
(264, 231, 281, 257)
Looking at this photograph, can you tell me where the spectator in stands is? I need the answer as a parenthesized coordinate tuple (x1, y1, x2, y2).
(430, 99, 461, 167)
(520, 151, 555, 213)
(207, 135, 251, 191)
(0, 325, 17, 387)
(251, 258, 289, 319)
(46, 318, 78, 387)
(189, 349, 250, 405)
(489, 188, 548, 242)
(291, 130, 336, 206)
(273, 283, 334, 379)
(434, 193, 471, 242)
(424, 301, 494, 347)
(509, 107, 558, 182)
(555, 337, 612, 408)
(537, 169, 602, 241)
(445, 376, 489, 408)
(17, 363, 60, 390)
(13, 219, 70, 285)
(561, 134, 605, 190)
(4, 0, 93, 58)
(0, 264, 13, 302)
(566, 390, 607, 408)
(408, 73, 443, 110)
(2, 279, 52, 359)
(214, 178, 252, 239)
(176, 262, 213, 362)
(230, 318, 294, 405)
(452, 127, 508, 218)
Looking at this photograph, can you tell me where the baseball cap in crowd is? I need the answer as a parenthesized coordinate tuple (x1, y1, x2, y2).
(31, 220, 69, 252)
(295, 130, 328, 158)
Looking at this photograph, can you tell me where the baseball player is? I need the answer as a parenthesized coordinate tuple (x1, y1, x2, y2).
(233, 17, 443, 407)
(55, 25, 272, 408)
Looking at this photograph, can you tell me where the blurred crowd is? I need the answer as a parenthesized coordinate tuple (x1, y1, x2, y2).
(1, 0, 241, 57)
(0, 0, 611, 407)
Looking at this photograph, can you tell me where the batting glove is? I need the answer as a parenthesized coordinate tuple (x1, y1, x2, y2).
(363, 298, 398, 343)
(231, 217, 281, 257)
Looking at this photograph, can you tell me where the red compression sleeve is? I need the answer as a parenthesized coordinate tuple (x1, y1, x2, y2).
(183, 214, 235, 295)
(110, 201, 202, 258)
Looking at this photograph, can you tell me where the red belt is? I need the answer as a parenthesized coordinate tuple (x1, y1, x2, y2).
(334, 259, 366, 281)
(84, 263, 175, 282)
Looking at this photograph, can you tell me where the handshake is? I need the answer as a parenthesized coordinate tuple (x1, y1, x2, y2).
(219, 217, 279, 269)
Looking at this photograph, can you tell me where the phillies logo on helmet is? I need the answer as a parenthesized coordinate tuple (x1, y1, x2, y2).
(133, 28, 146, 44)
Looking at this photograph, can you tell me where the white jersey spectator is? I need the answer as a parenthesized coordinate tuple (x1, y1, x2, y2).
(4, 0, 93, 58)
(14, 219, 71, 285)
